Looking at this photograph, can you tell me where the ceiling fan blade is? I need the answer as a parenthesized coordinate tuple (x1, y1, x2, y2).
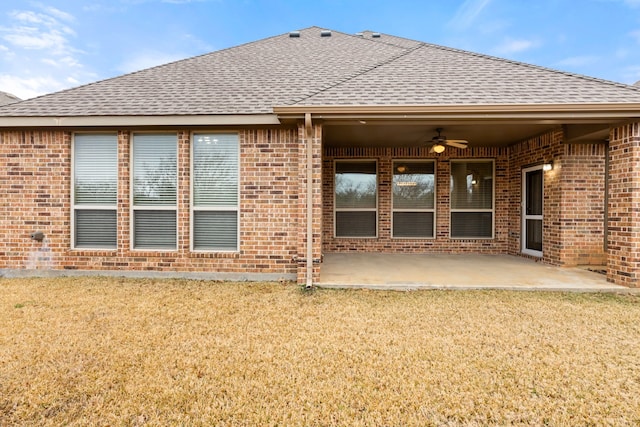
(445, 140, 468, 149)
(429, 145, 436, 153)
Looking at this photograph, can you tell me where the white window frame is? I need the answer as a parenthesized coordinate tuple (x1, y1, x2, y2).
(130, 132, 178, 251)
(334, 159, 378, 238)
(450, 159, 495, 240)
(190, 132, 240, 252)
(391, 159, 436, 239)
(71, 132, 118, 250)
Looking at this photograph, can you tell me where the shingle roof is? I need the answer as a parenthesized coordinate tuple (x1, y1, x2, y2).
(1, 26, 640, 117)
(0, 91, 20, 106)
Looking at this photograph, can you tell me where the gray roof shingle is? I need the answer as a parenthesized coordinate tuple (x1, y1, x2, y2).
(1, 26, 640, 117)
(294, 42, 640, 105)
(0, 91, 20, 106)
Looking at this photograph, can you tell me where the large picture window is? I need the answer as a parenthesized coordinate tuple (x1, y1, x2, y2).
(72, 133, 118, 249)
(450, 160, 494, 238)
(132, 133, 177, 250)
(334, 160, 377, 237)
(192, 133, 239, 251)
(392, 161, 435, 238)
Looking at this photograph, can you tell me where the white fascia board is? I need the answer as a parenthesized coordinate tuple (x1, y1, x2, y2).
(273, 103, 640, 120)
(0, 114, 281, 127)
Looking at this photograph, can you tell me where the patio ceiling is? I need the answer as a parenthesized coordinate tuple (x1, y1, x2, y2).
(276, 104, 628, 148)
(322, 121, 612, 148)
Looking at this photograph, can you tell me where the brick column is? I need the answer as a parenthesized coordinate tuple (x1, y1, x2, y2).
(607, 122, 640, 287)
(177, 131, 191, 254)
(117, 131, 131, 254)
(297, 121, 323, 285)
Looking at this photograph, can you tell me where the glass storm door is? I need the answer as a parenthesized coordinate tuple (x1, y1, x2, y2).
(522, 166, 543, 257)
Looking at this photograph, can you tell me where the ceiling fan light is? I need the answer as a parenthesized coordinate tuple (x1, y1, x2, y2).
(433, 144, 445, 153)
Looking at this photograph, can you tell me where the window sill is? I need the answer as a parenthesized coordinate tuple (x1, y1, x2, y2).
(391, 237, 436, 240)
(69, 248, 118, 256)
(189, 251, 240, 259)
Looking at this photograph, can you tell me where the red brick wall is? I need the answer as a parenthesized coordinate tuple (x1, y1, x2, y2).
(0, 129, 300, 279)
(560, 143, 607, 265)
(607, 122, 640, 287)
(509, 129, 606, 267)
(0, 131, 71, 267)
(323, 130, 606, 267)
(322, 146, 510, 254)
(0, 125, 611, 283)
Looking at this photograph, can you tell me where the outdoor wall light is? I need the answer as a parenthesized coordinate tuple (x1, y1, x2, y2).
(432, 144, 445, 153)
(543, 162, 554, 171)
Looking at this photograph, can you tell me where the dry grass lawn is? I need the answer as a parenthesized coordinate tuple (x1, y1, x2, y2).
(1, 277, 639, 426)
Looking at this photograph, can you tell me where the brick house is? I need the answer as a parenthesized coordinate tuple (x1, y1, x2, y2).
(1, 27, 640, 287)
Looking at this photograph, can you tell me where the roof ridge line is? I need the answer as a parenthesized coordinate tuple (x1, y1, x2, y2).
(352, 30, 424, 49)
(287, 42, 425, 105)
(420, 41, 640, 94)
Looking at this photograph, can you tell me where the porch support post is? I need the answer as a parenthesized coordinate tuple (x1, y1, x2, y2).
(607, 122, 640, 287)
(297, 116, 322, 286)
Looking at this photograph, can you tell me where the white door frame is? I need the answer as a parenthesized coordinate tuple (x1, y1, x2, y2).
(522, 165, 544, 257)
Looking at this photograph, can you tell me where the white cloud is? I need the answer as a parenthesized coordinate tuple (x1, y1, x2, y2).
(630, 29, 640, 43)
(4, 29, 68, 52)
(0, 5, 93, 99)
(493, 38, 539, 55)
(0, 74, 68, 100)
(41, 6, 75, 22)
(2, 9, 78, 55)
(448, 0, 492, 29)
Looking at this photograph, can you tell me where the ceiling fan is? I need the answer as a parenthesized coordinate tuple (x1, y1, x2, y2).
(428, 128, 469, 153)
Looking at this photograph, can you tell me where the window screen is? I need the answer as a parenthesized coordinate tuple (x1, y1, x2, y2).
(392, 161, 435, 238)
(192, 133, 239, 251)
(450, 160, 494, 238)
(73, 133, 118, 249)
(335, 160, 377, 237)
(132, 134, 177, 250)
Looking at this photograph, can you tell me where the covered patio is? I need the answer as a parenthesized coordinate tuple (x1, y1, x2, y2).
(318, 253, 626, 292)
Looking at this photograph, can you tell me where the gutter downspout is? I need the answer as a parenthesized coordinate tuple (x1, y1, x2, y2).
(305, 113, 314, 289)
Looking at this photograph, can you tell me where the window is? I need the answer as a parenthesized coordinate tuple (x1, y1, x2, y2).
(450, 160, 494, 238)
(392, 161, 435, 238)
(72, 133, 118, 249)
(192, 133, 239, 251)
(335, 160, 377, 237)
(132, 133, 177, 250)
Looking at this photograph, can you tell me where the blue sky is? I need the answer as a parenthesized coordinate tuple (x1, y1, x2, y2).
(1, 0, 640, 100)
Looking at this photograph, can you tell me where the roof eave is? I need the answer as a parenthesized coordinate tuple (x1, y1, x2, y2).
(0, 114, 281, 128)
(273, 103, 640, 121)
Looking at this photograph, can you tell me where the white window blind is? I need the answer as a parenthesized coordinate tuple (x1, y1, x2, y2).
(450, 160, 494, 238)
(73, 133, 117, 249)
(132, 134, 177, 250)
(392, 161, 435, 238)
(192, 133, 239, 251)
(335, 160, 377, 237)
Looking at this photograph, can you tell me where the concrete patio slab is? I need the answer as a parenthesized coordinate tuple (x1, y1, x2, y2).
(319, 253, 631, 292)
